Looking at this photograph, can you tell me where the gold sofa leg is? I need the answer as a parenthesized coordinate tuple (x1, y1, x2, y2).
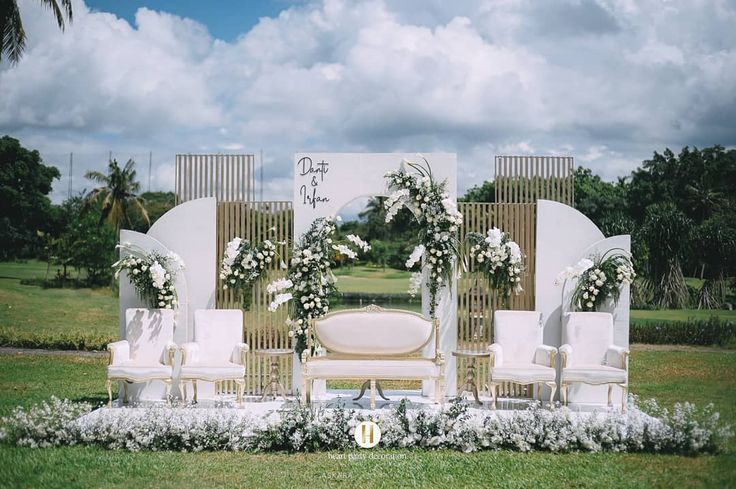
(370, 379, 376, 410)
(236, 379, 245, 405)
(489, 383, 497, 410)
(546, 382, 557, 409)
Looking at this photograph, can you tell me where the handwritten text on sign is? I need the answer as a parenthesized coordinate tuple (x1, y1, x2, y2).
(297, 156, 330, 209)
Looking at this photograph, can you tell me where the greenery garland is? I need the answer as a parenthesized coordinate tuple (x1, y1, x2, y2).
(220, 237, 283, 310)
(465, 227, 525, 303)
(112, 244, 185, 309)
(557, 250, 636, 312)
(266, 217, 369, 356)
(385, 157, 463, 317)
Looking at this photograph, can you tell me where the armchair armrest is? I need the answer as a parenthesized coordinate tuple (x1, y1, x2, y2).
(107, 340, 130, 366)
(180, 342, 199, 365)
(164, 341, 177, 366)
(234, 343, 250, 364)
(606, 345, 629, 370)
(534, 345, 557, 368)
(559, 344, 573, 368)
(487, 343, 503, 367)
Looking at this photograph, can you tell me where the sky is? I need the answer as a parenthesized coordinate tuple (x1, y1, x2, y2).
(1, 0, 735, 203)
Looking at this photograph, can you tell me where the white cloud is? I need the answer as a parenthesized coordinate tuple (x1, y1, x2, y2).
(1, 0, 735, 203)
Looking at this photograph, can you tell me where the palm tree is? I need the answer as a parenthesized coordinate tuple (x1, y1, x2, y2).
(1, 0, 72, 64)
(84, 159, 150, 237)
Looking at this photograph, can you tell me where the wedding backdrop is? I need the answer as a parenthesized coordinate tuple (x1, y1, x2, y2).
(114, 152, 630, 406)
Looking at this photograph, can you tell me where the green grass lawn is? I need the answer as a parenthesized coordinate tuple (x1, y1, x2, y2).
(630, 308, 736, 324)
(333, 265, 412, 294)
(0, 261, 118, 350)
(0, 347, 734, 488)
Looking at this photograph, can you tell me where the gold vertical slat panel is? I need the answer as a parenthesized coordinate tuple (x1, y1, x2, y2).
(175, 154, 256, 204)
(216, 201, 293, 396)
(457, 202, 537, 398)
(494, 155, 574, 206)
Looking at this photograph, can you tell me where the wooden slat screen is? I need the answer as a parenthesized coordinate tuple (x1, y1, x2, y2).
(457, 202, 537, 398)
(176, 154, 256, 204)
(495, 155, 574, 206)
(215, 201, 293, 396)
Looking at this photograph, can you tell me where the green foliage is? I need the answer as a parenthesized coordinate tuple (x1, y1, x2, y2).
(631, 317, 736, 347)
(129, 191, 175, 232)
(84, 158, 149, 234)
(0, 0, 72, 64)
(573, 167, 628, 228)
(459, 180, 495, 202)
(0, 135, 60, 260)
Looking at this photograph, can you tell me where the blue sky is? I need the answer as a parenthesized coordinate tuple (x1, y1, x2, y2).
(2, 0, 735, 203)
(85, 0, 295, 41)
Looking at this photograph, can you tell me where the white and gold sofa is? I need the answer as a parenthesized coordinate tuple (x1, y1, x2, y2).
(179, 309, 249, 404)
(107, 308, 177, 407)
(560, 312, 629, 411)
(488, 310, 557, 409)
(301, 306, 444, 409)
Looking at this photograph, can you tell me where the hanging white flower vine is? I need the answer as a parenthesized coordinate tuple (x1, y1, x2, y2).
(385, 156, 463, 317)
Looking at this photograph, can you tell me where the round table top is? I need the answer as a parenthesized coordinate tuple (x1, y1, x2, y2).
(251, 348, 293, 356)
(452, 349, 490, 358)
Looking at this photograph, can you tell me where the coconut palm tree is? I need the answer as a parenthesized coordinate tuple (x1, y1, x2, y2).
(1, 0, 72, 64)
(84, 159, 150, 237)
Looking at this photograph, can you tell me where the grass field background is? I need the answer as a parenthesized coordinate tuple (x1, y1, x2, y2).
(0, 347, 734, 488)
(1, 261, 734, 351)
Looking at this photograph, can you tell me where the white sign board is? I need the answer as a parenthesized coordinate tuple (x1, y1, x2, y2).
(293, 153, 457, 236)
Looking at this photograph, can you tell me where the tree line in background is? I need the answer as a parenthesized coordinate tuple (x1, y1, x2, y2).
(1, 134, 734, 308)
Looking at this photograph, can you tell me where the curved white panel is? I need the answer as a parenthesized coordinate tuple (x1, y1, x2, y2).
(148, 197, 217, 342)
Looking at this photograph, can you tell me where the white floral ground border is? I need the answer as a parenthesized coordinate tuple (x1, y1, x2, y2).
(0, 395, 730, 454)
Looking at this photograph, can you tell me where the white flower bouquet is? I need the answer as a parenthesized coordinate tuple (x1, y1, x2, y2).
(465, 227, 525, 301)
(265, 217, 369, 356)
(112, 243, 185, 309)
(384, 156, 463, 316)
(220, 237, 283, 310)
(557, 250, 636, 312)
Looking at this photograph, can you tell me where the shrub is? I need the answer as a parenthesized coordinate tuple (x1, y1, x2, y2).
(0, 397, 731, 455)
(0, 328, 113, 352)
(630, 317, 736, 347)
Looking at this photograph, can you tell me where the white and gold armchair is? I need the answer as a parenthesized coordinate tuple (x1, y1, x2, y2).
(488, 310, 557, 409)
(560, 312, 629, 411)
(107, 308, 177, 407)
(179, 309, 249, 404)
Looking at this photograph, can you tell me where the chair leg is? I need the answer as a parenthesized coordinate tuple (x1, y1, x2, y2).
(489, 383, 497, 410)
(434, 377, 442, 404)
(164, 380, 172, 405)
(621, 384, 628, 412)
(123, 382, 129, 404)
(193, 380, 198, 404)
(607, 384, 613, 408)
(561, 383, 568, 406)
(182, 381, 188, 402)
(106, 379, 113, 408)
(236, 379, 245, 405)
(547, 382, 557, 409)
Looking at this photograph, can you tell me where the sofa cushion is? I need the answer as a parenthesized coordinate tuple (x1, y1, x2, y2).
(490, 363, 555, 383)
(315, 310, 432, 355)
(108, 363, 172, 381)
(180, 362, 245, 381)
(561, 364, 627, 384)
(304, 359, 439, 378)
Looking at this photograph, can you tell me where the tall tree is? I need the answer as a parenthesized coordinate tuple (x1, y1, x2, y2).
(574, 167, 628, 228)
(0, 135, 60, 260)
(84, 159, 150, 237)
(1, 0, 72, 64)
(460, 181, 495, 203)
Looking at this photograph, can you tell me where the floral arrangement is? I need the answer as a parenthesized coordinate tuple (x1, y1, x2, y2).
(465, 227, 524, 301)
(1, 397, 730, 455)
(265, 217, 369, 355)
(384, 157, 463, 316)
(556, 250, 636, 311)
(220, 237, 283, 310)
(112, 243, 185, 309)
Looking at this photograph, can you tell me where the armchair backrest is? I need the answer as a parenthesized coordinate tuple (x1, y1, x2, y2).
(493, 310, 543, 363)
(563, 312, 614, 365)
(125, 308, 174, 364)
(194, 309, 243, 363)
